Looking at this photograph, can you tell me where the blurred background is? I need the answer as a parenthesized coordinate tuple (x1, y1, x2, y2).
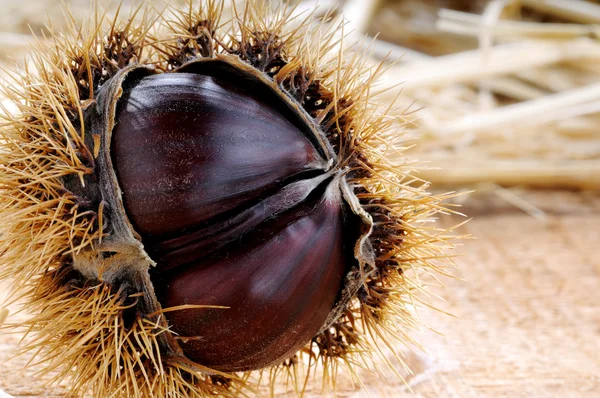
(0, 0, 599, 397)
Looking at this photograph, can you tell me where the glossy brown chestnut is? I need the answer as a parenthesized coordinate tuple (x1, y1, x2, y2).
(110, 64, 353, 371)
(112, 72, 326, 239)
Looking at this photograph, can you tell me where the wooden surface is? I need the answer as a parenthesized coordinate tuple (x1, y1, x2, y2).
(1, 190, 599, 397)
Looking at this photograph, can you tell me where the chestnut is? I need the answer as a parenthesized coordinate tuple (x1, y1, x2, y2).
(110, 63, 351, 371)
(0, 1, 456, 397)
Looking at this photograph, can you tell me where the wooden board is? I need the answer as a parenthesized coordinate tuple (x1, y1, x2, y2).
(1, 190, 599, 397)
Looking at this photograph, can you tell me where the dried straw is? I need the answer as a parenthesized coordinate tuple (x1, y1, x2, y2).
(361, 0, 600, 190)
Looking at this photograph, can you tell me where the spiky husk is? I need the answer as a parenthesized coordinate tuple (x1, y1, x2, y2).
(0, 1, 460, 396)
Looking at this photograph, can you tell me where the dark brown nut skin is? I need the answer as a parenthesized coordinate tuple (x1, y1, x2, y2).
(112, 72, 325, 239)
(111, 69, 352, 371)
(158, 186, 347, 371)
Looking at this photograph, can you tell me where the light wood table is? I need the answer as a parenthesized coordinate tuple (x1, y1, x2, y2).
(1, 191, 599, 397)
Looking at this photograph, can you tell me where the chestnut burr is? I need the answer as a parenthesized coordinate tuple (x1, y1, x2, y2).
(0, 2, 456, 396)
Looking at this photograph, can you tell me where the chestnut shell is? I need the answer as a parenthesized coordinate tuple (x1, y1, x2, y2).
(109, 61, 357, 371)
(112, 72, 325, 240)
(158, 185, 347, 371)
